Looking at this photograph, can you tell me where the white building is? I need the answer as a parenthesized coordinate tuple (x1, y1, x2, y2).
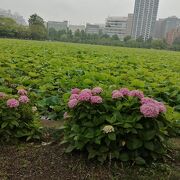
(131, 0, 159, 40)
(69, 25, 85, 34)
(47, 21, 68, 31)
(105, 16, 128, 40)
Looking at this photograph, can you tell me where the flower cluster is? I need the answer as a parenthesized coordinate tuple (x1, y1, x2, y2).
(19, 95, 29, 104)
(112, 88, 166, 118)
(7, 99, 19, 108)
(68, 87, 103, 109)
(92, 87, 103, 95)
(102, 125, 115, 134)
(1, 89, 30, 108)
(140, 97, 166, 118)
(18, 89, 28, 96)
(112, 88, 144, 99)
(67, 87, 166, 118)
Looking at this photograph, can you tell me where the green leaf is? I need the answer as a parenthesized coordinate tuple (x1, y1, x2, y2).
(123, 123, 133, 128)
(135, 123, 143, 129)
(1, 122, 8, 129)
(143, 130, 156, 141)
(127, 138, 143, 150)
(135, 157, 146, 165)
(108, 133, 116, 141)
(65, 145, 75, 153)
(144, 141, 154, 151)
(11, 120, 19, 127)
(88, 151, 96, 159)
(119, 153, 129, 161)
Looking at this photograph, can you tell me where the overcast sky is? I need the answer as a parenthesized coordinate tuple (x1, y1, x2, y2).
(0, 0, 180, 24)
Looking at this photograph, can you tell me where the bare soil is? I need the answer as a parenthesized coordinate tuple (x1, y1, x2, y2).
(0, 139, 180, 180)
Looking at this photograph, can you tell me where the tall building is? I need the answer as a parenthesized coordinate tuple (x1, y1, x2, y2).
(126, 14, 134, 36)
(105, 16, 128, 40)
(162, 16, 180, 38)
(153, 16, 180, 39)
(153, 18, 165, 39)
(47, 21, 68, 31)
(131, 0, 159, 40)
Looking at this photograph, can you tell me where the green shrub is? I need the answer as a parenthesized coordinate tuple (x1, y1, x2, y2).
(0, 89, 41, 143)
(62, 87, 176, 164)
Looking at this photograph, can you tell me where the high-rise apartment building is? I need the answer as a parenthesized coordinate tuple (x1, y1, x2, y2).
(131, 0, 159, 40)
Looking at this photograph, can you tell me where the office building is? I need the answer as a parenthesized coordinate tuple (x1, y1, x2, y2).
(105, 16, 128, 40)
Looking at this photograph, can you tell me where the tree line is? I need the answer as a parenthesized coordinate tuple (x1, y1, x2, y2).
(0, 14, 180, 51)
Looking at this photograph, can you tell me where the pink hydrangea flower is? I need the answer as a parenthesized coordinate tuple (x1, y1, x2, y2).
(90, 96, 103, 104)
(0, 92, 6, 99)
(129, 90, 144, 99)
(112, 91, 123, 99)
(141, 98, 166, 113)
(119, 88, 130, 96)
(68, 99, 78, 109)
(81, 89, 92, 95)
(63, 112, 70, 119)
(140, 103, 159, 118)
(7, 99, 19, 108)
(112, 90, 119, 94)
(18, 89, 28, 95)
(78, 92, 92, 102)
(69, 94, 79, 100)
(19, 95, 29, 104)
(92, 87, 103, 95)
(141, 97, 157, 104)
(71, 88, 81, 94)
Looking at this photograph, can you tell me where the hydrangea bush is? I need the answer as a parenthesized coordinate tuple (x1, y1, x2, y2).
(0, 88, 40, 143)
(62, 87, 176, 164)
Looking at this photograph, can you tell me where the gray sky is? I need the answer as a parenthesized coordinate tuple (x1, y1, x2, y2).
(0, 0, 180, 24)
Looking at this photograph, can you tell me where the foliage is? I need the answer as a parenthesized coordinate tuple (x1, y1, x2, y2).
(63, 87, 177, 164)
(0, 17, 19, 38)
(28, 14, 47, 40)
(0, 88, 41, 143)
(0, 39, 180, 120)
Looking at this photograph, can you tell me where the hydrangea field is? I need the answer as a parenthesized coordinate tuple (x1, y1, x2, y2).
(0, 39, 180, 120)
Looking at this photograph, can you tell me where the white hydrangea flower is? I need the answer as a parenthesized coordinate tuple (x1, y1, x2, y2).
(32, 106, 37, 112)
(102, 125, 115, 134)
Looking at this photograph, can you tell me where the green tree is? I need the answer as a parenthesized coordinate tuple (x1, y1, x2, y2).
(0, 17, 18, 37)
(111, 34, 119, 40)
(28, 14, 47, 40)
(124, 35, 131, 42)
